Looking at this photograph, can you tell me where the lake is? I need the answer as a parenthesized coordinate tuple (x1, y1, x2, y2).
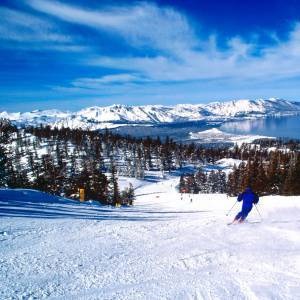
(220, 115, 300, 140)
(109, 115, 300, 142)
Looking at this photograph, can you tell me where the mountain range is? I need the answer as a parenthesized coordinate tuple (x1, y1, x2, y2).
(1, 98, 300, 130)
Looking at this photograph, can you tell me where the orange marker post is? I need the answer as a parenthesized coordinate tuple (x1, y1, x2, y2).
(79, 188, 85, 202)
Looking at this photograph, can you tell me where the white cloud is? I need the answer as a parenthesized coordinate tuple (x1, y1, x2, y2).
(86, 24, 300, 82)
(0, 7, 87, 52)
(0, 7, 69, 42)
(72, 73, 149, 89)
(20, 0, 300, 95)
(27, 0, 196, 55)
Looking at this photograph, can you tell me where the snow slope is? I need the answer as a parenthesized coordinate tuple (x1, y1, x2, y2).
(1, 98, 300, 130)
(1, 177, 300, 299)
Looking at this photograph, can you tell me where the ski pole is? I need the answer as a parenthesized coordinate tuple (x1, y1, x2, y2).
(226, 200, 238, 216)
(254, 204, 262, 220)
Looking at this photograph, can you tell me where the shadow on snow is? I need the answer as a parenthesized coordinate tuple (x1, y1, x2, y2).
(0, 189, 174, 221)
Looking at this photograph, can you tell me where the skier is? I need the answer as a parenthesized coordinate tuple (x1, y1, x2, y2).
(232, 186, 259, 224)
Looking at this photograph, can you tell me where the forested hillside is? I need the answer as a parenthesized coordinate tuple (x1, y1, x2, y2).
(1, 119, 300, 202)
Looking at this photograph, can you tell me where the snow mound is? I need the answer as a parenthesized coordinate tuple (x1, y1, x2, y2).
(215, 158, 244, 168)
(190, 128, 274, 145)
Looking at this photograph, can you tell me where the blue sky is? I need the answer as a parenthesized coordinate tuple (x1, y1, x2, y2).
(1, 0, 300, 112)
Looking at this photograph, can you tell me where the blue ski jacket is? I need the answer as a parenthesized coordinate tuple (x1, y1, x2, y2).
(237, 187, 259, 210)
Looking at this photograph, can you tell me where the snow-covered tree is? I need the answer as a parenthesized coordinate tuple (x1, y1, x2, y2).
(107, 162, 120, 206)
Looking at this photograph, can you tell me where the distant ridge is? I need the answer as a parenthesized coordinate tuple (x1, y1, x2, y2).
(1, 98, 300, 130)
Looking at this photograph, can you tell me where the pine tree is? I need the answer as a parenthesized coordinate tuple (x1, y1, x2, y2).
(70, 161, 90, 199)
(144, 137, 153, 170)
(216, 170, 227, 193)
(127, 183, 135, 205)
(108, 162, 120, 206)
(254, 159, 267, 195)
(283, 153, 300, 195)
(282, 162, 294, 195)
(121, 183, 135, 205)
(90, 161, 108, 203)
(227, 164, 240, 196)
(135, 147, 145, 179)
(0, 120, 15, 187)
(0, 145, 7, 187)
(267, 151, 281, 194)
(185, 174, 197, 194)
(179, 174, 186, 193)
(195, 170, 207, 193)
(207, 171, 217, 193)
(291, 153, 300, 195)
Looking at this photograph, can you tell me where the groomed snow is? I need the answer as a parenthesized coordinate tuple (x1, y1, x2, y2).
(1, 176, 300, 299)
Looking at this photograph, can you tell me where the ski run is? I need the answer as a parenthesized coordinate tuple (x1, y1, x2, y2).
(1, 173, 300, 300)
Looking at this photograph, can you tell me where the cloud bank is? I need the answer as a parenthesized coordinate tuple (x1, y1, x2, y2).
(1, 0, 300, 109)
(25, 1, 300, 83)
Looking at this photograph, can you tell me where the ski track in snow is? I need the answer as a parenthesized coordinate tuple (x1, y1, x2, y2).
(1, 177, 300, 300)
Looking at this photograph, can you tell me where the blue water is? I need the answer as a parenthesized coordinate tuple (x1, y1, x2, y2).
(220, 115, 300, 140)
(110, 115, 300, 142)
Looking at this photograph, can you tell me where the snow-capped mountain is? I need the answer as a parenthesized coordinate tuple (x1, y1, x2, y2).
(1, 98, 300, 129)
(204, 98, 300, 117)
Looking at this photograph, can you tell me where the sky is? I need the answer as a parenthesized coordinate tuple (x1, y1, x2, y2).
(1, 0, 300, 112)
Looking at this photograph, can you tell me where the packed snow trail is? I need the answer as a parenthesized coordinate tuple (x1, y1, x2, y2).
(1, 179, 300, 300)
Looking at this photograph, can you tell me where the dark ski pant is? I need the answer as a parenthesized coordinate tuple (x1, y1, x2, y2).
(235, 205, 252, 221)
